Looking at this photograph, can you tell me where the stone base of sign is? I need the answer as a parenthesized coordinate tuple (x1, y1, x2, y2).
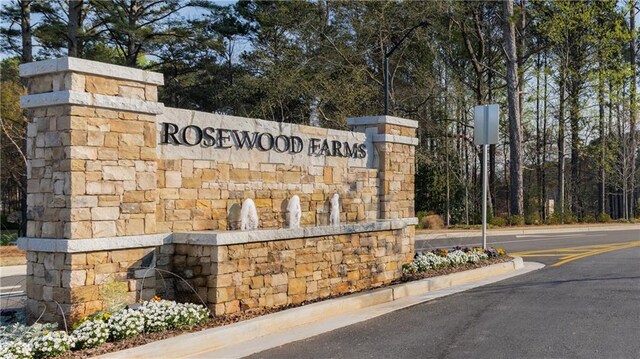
(25, 246, 158, 324)
(21, 219, 415, 323)
(162, 221, 415, 315)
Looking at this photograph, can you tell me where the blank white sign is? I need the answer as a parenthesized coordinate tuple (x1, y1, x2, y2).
(473, 104, 499, 145)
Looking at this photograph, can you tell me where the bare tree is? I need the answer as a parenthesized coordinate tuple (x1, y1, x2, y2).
(503, 0, 524, 217)
(629, 0, 638, 217)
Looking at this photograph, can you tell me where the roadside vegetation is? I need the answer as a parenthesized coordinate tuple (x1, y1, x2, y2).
(416, 211, 636, 230)
(1, 0, 638, 234)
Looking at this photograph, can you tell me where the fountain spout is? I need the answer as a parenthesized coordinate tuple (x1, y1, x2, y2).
(240, 199, 259, 230)
(329, 193, 340, 227)
(287, 195, 302, 228)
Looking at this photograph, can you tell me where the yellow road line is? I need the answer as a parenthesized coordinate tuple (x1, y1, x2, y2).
(551, 242, 640, 267)
(511, 240, 640, 267)
(510, 254, 550, 258)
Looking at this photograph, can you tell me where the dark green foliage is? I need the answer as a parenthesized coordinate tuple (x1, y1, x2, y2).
(597, 213, 612, 223)
(489, 216, 507, 227)
(507, 215, 524, 226)
(545, 214, 562, 225)
(0, 0, 637, 226)
(1, 214, 20, 230)
(525, 212, 541, 225)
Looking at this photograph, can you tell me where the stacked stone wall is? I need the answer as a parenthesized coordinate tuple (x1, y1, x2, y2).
(155, 108, 379, 232)
(23, 64, 160, 239)
(165, 226, 414, 316)
(157, 161, 378, 232)
(25, 247, 157, 323)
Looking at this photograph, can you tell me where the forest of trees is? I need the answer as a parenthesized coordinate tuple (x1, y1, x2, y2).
(1, 0, 638, 233)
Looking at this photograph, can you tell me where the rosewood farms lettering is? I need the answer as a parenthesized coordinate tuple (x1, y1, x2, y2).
(161, 122, 367, 158)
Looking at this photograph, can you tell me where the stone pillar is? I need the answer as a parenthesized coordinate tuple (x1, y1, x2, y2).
(19, 57, 165, 324)
(347, 116, 418, 220)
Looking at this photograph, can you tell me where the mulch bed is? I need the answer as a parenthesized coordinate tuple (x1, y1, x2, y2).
(57, 255, 512, 358)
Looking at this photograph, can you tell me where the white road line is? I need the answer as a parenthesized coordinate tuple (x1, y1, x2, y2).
(0, 285, 21, 291)
(515, 234, 594, 238)
(0, 291, 25, 298)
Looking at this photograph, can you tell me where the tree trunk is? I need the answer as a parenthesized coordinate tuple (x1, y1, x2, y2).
(68, 0, 83, 57)
(518, 0, 526, 132)
(504, 0, 524, 216)
(629, 0, 637, 218)
(598, 58, 606, 215)
(127, 0, 139, 66)
(569, 78, 581, 215)
(558, 65, 566, 218)
(487, 57, 496, 216)
(542, 51, 548, 219)
(20, 0, 32, 63)
(535, 52, 542, 218)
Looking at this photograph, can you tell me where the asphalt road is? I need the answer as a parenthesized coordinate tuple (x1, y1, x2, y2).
(0, 266, 27, 311)
(249, 229, 640, 359)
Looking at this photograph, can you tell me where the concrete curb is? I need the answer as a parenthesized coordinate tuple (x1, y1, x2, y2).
(0, 265, 27, 277)
(417, 224, 640, 240)
(97, 257, 526, 359)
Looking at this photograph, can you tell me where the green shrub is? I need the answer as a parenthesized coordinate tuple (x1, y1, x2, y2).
(545, 214, 561, 225)
(100, 277, 130, 313)
(525, 212, 541, 225)
(597, 213, 612, 223)
(416, 211, 430, 229)
(581, 214, 596, 223)
(1, 232, 18, 246)
(489, 216, 507, 227)
(562, 212, 578, 224)
(508, 215, 524, 226)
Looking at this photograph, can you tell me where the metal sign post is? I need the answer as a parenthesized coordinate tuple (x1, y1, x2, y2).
(473, 104, 499, 250)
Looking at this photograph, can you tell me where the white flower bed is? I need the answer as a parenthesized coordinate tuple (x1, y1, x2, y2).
(30, 330, 75, 358)
(107, 308, 145, 341)
(0, 339, 32, 359)
(403, 247, 503, 274)
(139, 299, 209, 333)
(0, 299, 210, 358)
(72, 318, 109, 349)
(448, 250, 468, 266)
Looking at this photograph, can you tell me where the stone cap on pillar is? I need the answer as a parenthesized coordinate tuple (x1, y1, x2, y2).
(346, 115, 419, 129)
(19, 57, 164, 114)
(347, 115, 419, 146)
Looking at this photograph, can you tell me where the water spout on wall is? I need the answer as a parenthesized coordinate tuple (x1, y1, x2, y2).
(330, 193, 340, 227)
(240, 199, 259, 230)
(287, 195, 301, 229)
